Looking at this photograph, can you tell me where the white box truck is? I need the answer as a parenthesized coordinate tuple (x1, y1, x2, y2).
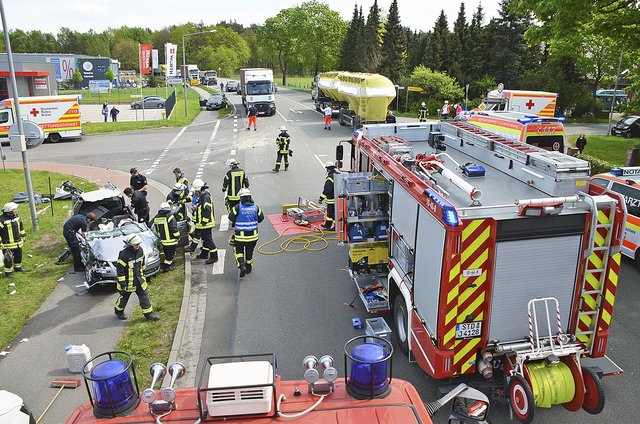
(239, 68, 276, 116)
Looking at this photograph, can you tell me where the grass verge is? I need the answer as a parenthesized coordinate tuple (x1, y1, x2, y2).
(569, 135, 640, 166)
(114, 254, 184, 388)
(0, 170, 98, 350)
(61, 87, 178, 105)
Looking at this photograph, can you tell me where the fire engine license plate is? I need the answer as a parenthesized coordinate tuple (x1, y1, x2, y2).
(456, 321, 482, 339)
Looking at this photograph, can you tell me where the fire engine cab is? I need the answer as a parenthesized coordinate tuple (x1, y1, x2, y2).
(333, 120, 625, 423)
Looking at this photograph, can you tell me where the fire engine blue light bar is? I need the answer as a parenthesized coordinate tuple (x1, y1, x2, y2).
(518, 118, 533, 124)
(425, 189, 459, 227)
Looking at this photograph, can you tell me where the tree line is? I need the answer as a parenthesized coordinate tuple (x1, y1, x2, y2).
(1, 0, 637, 115)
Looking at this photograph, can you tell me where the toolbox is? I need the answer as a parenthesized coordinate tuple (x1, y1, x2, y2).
(286, 197, 326, 223)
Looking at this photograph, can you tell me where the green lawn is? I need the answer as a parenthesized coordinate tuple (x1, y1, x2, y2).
(61, 87, 178, 105)
(570, 135, 640, 166)
(0, 170, 98, 350)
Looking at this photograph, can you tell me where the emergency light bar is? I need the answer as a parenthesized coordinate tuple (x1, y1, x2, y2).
(610, 167, 640, 177)
(425, 189, 459, 227)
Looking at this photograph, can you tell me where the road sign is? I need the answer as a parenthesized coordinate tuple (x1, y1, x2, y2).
(9, 121, 45, 151)
(408, 86, 424, 93)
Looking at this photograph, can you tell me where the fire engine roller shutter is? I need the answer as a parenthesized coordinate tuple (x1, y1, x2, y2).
(390, 185, 419, 250)
(413, 206, 445, 335)
(488, 235, 581, 343)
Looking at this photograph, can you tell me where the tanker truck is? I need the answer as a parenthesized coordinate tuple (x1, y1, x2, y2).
(313, 72, 396, 128)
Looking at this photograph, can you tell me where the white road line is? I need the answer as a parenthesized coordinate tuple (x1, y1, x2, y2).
(219, 215, 230, 231)
(230, 149, 236, 155)
(278, 94, 323, 115)
(144, 126, 188, 175)
(314, 154, 326, 167)
(195, 121, 221, 179)
(276, 109, 293, 122)
(211, 249, 226, 274)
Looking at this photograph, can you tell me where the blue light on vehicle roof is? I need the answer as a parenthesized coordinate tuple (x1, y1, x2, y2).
(524, 115, 538, 118)
(557, 117, 565, 122)
(610, 168, 623, 176)
(534, 118, 543, 122)
(425, 189, 459, 227)
(518, 118, 533, 124)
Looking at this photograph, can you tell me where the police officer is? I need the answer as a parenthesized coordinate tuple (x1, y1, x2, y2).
(185, 180, 219, 264)
(228, 188, 264, 277)
(318, 161, 338, 230)
(272, 126, 291, 172)
(222, 159, 249, 213)
(153, 202, 180, 272)
(418, 102, 429, 122)
(166, 182, 189, 221)
(63, 212, 97, 272)
(123, 187, 150, 226)
(0, 202, 26, 278)
(129, 168, 148, 195)
(114, 233, 159, 321)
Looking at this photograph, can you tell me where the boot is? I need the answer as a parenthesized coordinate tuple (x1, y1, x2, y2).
(5, 272, 14, 279)
(196, 250, 208, 259)
(205, 251, 219, 265)
(114, 309, 127, 320)
(272, 167, 279, 172)
(245, 263, 252, 274)
(229, 235, 235, 246)
(239, 263, 247, 278)
(14, 267, 26, 272)
(184, 243, 197, 253)
(162, 265, 176, 272)
(144, 312, 160, 321)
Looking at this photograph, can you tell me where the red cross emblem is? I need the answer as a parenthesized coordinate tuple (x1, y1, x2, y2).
(525, 100, 535, 110)
(29, 108, 40, 117)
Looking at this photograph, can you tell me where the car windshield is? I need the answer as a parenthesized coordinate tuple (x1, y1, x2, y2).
(622, 117, 638, 125)
(86, 222, 146, 241)
(247, 81, 272, 95)
(209, 95, 223, 101)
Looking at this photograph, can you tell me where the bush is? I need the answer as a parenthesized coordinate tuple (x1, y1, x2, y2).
(576, 153, 615, 175)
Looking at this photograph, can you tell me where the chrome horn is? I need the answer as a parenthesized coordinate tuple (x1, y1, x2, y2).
(319, 355, 338, 382)
(141, 363, 167, 403)
(160, 362, 186, 402)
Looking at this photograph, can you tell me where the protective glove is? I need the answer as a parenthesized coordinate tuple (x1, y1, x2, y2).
(318, 197, 324, 203)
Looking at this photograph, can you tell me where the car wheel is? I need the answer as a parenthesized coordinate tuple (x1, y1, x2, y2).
(157, 103, 164, 109)
(48, 132, 62, 143)
(84, 264, 98, 287)
(133, 104, 140, 109)
(625, 132, 632, 139)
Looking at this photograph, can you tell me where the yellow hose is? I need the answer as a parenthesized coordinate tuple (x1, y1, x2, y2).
(257, 225, 338, 255)
(526, 361, 575, 408)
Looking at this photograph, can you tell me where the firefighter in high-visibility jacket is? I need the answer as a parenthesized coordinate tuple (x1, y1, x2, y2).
(228, 188, 264, 277)
(184, 180, 219, 264)
(222, 159, 249, 214)
(318, 161, 337, 230)
(114, 233, 159, 321)
(153, 202, 180, 272)
(272, 126, 291, 172)
(418, 102, 429, 122)
(0, 202, 26, 278)
(166, 182, 189, 221)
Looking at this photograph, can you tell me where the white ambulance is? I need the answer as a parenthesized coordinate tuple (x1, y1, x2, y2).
(0, 95, 82, 144)
(477, 83, 558, 117)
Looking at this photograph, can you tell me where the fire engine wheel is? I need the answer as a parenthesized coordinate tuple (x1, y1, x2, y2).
(508, 375, 535, 424)
(48, 132, 62, 143)
(581, 367, 605, 415)
(393, 296, 409, 354)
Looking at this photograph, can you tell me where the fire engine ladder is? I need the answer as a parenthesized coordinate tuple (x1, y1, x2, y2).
(574, 194, 618, 354)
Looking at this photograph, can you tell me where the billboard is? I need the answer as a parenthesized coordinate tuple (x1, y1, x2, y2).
(165, 43, 177, 77)
(46, 56, 76, 81)
(139, 44, 152, 75)
(152, 49, 159, 70)
(77, 58, 111, 88)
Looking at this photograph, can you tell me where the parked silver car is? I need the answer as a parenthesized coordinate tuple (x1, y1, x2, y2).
(131, 96, 165, 109)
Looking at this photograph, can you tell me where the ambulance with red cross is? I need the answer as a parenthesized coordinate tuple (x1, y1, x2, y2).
(0, 95, 82, 144)
(477, 84, 558, 117)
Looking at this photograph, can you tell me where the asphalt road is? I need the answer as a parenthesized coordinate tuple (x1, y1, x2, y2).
(4, 87, 640, 424)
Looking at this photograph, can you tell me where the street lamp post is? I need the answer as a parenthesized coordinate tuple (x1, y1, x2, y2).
(607, 50, 629, 135)
(182, 29, 216, 118)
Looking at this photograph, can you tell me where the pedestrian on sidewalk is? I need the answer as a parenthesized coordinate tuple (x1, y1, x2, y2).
(184, 180, 219, 264)
(576, 134, 587, 154)
(272, 126, 291, 172)
(114, 233, 159, 321)
(152, 203, 180, 272)
(246, 105, 258, 130)
(123, 187, 150, 226)
(323, 104, 333, 130)
(222, 159, 249, 214)
(0, 202, 26, 278)
(129, 168, 148, 195)
(102, 102, 109, 122)
(63, 212, 97, 272)
(110, 106, 120, 122)
(228, 188, 264, 278)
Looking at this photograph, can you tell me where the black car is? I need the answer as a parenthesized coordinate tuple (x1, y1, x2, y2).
(225, 80, 239, 92)
(206, 94, 226, 111)
(611, 116, 640, 138)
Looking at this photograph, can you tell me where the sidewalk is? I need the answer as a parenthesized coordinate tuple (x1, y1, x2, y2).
(80, 104, 164, 124)
(0, 162, 180, 423)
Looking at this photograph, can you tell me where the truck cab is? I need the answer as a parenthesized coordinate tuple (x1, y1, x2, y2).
(239, 68, 276, 116)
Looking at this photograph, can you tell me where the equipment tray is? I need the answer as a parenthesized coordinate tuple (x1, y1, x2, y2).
(351, 272, 390, 313)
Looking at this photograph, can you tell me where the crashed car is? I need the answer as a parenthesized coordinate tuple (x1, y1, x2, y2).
(68, 185, 188, 287)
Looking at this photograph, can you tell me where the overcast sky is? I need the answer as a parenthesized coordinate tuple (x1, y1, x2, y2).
(3, 0, 502, 34)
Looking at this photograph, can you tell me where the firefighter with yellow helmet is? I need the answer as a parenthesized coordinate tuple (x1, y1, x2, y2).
(0, 202, 26, 278)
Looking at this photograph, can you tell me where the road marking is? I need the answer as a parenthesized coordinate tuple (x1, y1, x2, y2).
(290, 109, 303, 114)
(314, 154, 327, 167)
(231, 149, 236, 155)
(233, 128, 237, 132)
(278, 94, 323, 115)
(212, 249, 226, 274)
(219, 215, 230, 231)
(195, 120, 221, 179)
(144, 126, 188, 175)
(277, 109, 293, 122)
(137, 158, 151, 162)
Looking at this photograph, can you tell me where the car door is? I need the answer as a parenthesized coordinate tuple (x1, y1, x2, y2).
(632, 118, 640, 137)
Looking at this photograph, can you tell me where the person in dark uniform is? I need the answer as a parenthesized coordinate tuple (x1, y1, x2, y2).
(0, 202, 26, 278)
(272, 126, 291, 172)
(152, 202, 180, 272)
(318, 161, 338, 230)
(63, 212, 97, 272)
(386, 110, 397, 123)
(114, 233, 159, 321)
(123, 187, 150, 226)
(166, 182, 189, 221)
(173, 167, 189, 193)
(185, 180, 219, 264)
(129, 168, 148, 195)
(222, 159, 249, 214)
(228, 188, 264, 277)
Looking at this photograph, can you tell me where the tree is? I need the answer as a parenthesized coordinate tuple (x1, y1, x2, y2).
(339, 5, 365, 71)
(112, 39, 139, 69)
(104, 68, 115, 82)
(257, 8, 301, 85)
(378, 0, 407, 83)
(429, 11, 449, 72)
(449, 3, 468, 85)
(362, 0, 382, 72)
(72, 67, 83, 89)
(466, 4, 487, 88)
(408, 65, 464, 104)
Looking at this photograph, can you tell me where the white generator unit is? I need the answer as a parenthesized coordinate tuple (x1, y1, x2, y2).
(206, 361, 274, 417)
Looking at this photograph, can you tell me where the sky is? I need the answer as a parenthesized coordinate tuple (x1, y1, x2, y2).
(3, 0, 502, 34)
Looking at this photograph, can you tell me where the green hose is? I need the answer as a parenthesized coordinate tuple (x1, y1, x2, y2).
(526, 360, 575, 408)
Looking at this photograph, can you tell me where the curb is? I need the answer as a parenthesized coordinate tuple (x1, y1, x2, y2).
(163, 252, 191, 386)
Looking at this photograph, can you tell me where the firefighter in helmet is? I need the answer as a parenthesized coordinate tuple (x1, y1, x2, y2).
(166, 182, 189, 221)
(222, 158, 250, 214)
(228, 188, 264, 277)
(185, 179, 219, 264)
(0, 202, 26, 278)
(153, 202, 180, 272)
(318, 161, 338, 230)
(418, 102, 429, 122)
(114, 233, 159, 321)
(272, 126, 291, 172)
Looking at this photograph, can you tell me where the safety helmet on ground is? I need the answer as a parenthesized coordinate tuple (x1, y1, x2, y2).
(324, 161, 335, 168)
(279, 125, 287, 131)
(192, 178, 205, 191)
(2, 202, 18, 213)
(227, 158, 239, 167)
(160, 202, 171, 211)
(126, 234, 143, 246)
(421, 102, 426, 107)
(238, 188, 251, 198)
(173, 182, 184, 190)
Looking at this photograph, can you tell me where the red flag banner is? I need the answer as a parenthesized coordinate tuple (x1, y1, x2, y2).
(139, 44, 152, 75)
